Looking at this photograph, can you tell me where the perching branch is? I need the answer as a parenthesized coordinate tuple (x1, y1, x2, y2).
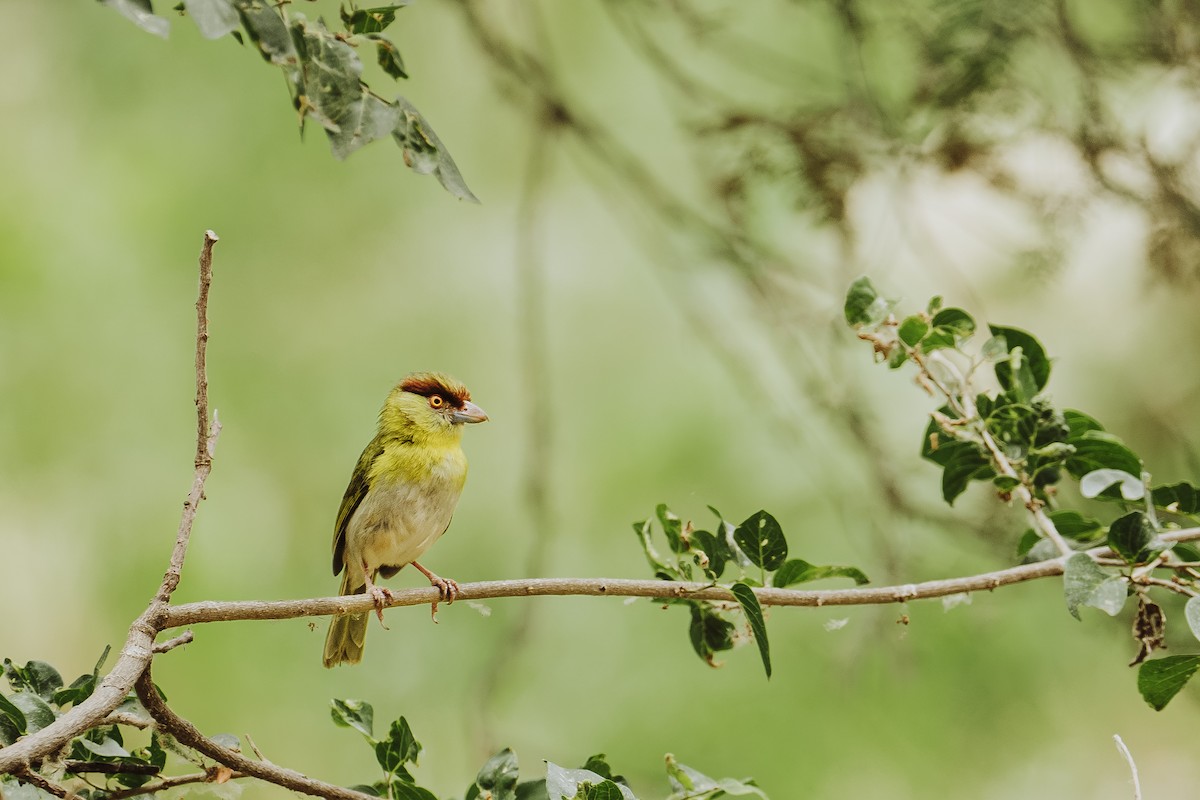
(157, 526, 1200, 628)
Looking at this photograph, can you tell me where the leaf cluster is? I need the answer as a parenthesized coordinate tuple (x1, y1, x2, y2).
(98, 0, 477, 200)
(633, 505, 868, 679)
(846, 276, 1200, 709)
(330, 699, 766, 799)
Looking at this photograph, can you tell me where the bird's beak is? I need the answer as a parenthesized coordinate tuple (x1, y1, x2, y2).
(452, 400, 489, 425)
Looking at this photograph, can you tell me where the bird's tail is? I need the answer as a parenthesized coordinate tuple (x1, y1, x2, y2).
(323, 571, 369, 668)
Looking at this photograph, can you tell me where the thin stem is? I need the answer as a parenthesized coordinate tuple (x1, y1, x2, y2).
(1112, 734, 1142, 800)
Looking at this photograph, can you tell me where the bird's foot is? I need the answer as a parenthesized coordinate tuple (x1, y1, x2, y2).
(412, 562, 458, 623)
(366, 584, 394, 629)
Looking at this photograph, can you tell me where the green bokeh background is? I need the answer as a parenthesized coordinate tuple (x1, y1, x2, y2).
(3, 3, 1200, 798)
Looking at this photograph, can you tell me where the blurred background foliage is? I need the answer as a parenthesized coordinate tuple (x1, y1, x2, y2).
(3, 0, 1200, 797)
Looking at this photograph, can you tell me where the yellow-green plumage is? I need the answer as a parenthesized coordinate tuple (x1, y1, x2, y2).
(323, 372, 486, 668)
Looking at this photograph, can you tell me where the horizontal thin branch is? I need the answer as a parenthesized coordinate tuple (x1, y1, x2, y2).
(103, 768, 246, 800)
(162, 527, 1200, 627)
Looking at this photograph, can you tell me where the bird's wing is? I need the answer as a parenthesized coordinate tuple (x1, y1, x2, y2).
(331, 436, 385, 576)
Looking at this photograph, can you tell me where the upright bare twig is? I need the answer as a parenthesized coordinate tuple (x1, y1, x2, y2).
(0, 230, 221, 775)
(1113, 734, 1142, 800)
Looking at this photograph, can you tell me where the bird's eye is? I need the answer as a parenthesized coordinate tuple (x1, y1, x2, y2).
(429, 395, 445, 408)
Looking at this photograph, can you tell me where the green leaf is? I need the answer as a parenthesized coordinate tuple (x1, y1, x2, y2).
(687, 603, 735, 666)
(516, 779, 550, 800)
(183, 0, 239, 38)
(78, 736, 131, 758)
(664, 757, 766, 799)
(341, 4, 407, 34)
(369, 34, 408, 80)
(689, 530, 728, 579)
(1064, 431, 1142, 480)
(3, 660, 63, 701)
(476, 748, 519, 800)
(730, 583, 771, 679)
(393, 97, 480, 202)
(926, 295, 943, 315)
(0, 692, 27, 736)
(375, 717, 421, 775)
(8, 691, 54, 734)
(930, 307, 975, 339)
(939, 441, 993, 504)
(53, 673, 97, 708)
(772, 559, 869, 587)
(732, 511, 787, 571)
(1138, 655, 1200, 710)
(1107, 511, 1163, 565)
(989, 325, 1050, 395)
(897, 315, 928, 347)
(1064, 409, 1104, 437)
(1044, 510, 1103, 541)
(233, 0, 296, 64)
(579, 755, 623, 785)
(1152, 481, 1200, 515)
(1185, 596, 1200, 642)
(1063, 553, 1126, 620)
(981, 335, 1007, 361)
(330, 698, 374, 739)
(391, 782, 439, 800)
(633, 518, 676, 580)
(1080, 469, 1144, 500)
(843, 276, 887, 327)
(992, 475, 1020, 492)
(349, 786, 383, 797)
(100, 0, 169, 38)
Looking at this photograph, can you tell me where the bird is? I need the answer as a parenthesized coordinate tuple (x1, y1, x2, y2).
(323, 371, 488, 668)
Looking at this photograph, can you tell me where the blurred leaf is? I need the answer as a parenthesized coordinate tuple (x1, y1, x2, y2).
(100, 0, 170, 38)
(375, 717, 420, 776)
(897, 315, 928, 346)
(330, 698, 375, 739)
(688, 603, 735, 667)
(772, 559, 869, 587)
(546, 763, 636, 800)
(989, 325, 1050, 395)
(516, 780, 550, 800)
(664, 756, 766, 799)
(340, 4, 407, 34)
(368, 34, 408, 80)
(1043, 510, 1103, 542)
(1107, 511, 1162, 565)
(843, 277, 887, 326)
(926, 295, 943, 314)
(1186, 596, 1200, 642)
(183, 0, 239, 38)
(656, 504, 684, 553)
(730, 583, 770, 679)
(233, 0, 296, 64)
(1080, 469, 1143, 500)
(981, 335, 1007, 361)
(1138, 655, 1200, 711)
(1063, 553, 1126, 620)
(732, 511, 787, 571)
(476, 749, 519, 800)
(1152, 481, 1200, 515)
(350, 786, 383, 797)
(393, 97, 480, 202)
(579, 755, 625, 786)
(3, 660, 63, 701)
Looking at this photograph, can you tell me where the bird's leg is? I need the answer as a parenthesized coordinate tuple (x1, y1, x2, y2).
(412, 561, 459, 622)
(361, 560, 393, 629)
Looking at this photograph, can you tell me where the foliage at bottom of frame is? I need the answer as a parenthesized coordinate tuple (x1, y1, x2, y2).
(329, 697, 766, 800)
